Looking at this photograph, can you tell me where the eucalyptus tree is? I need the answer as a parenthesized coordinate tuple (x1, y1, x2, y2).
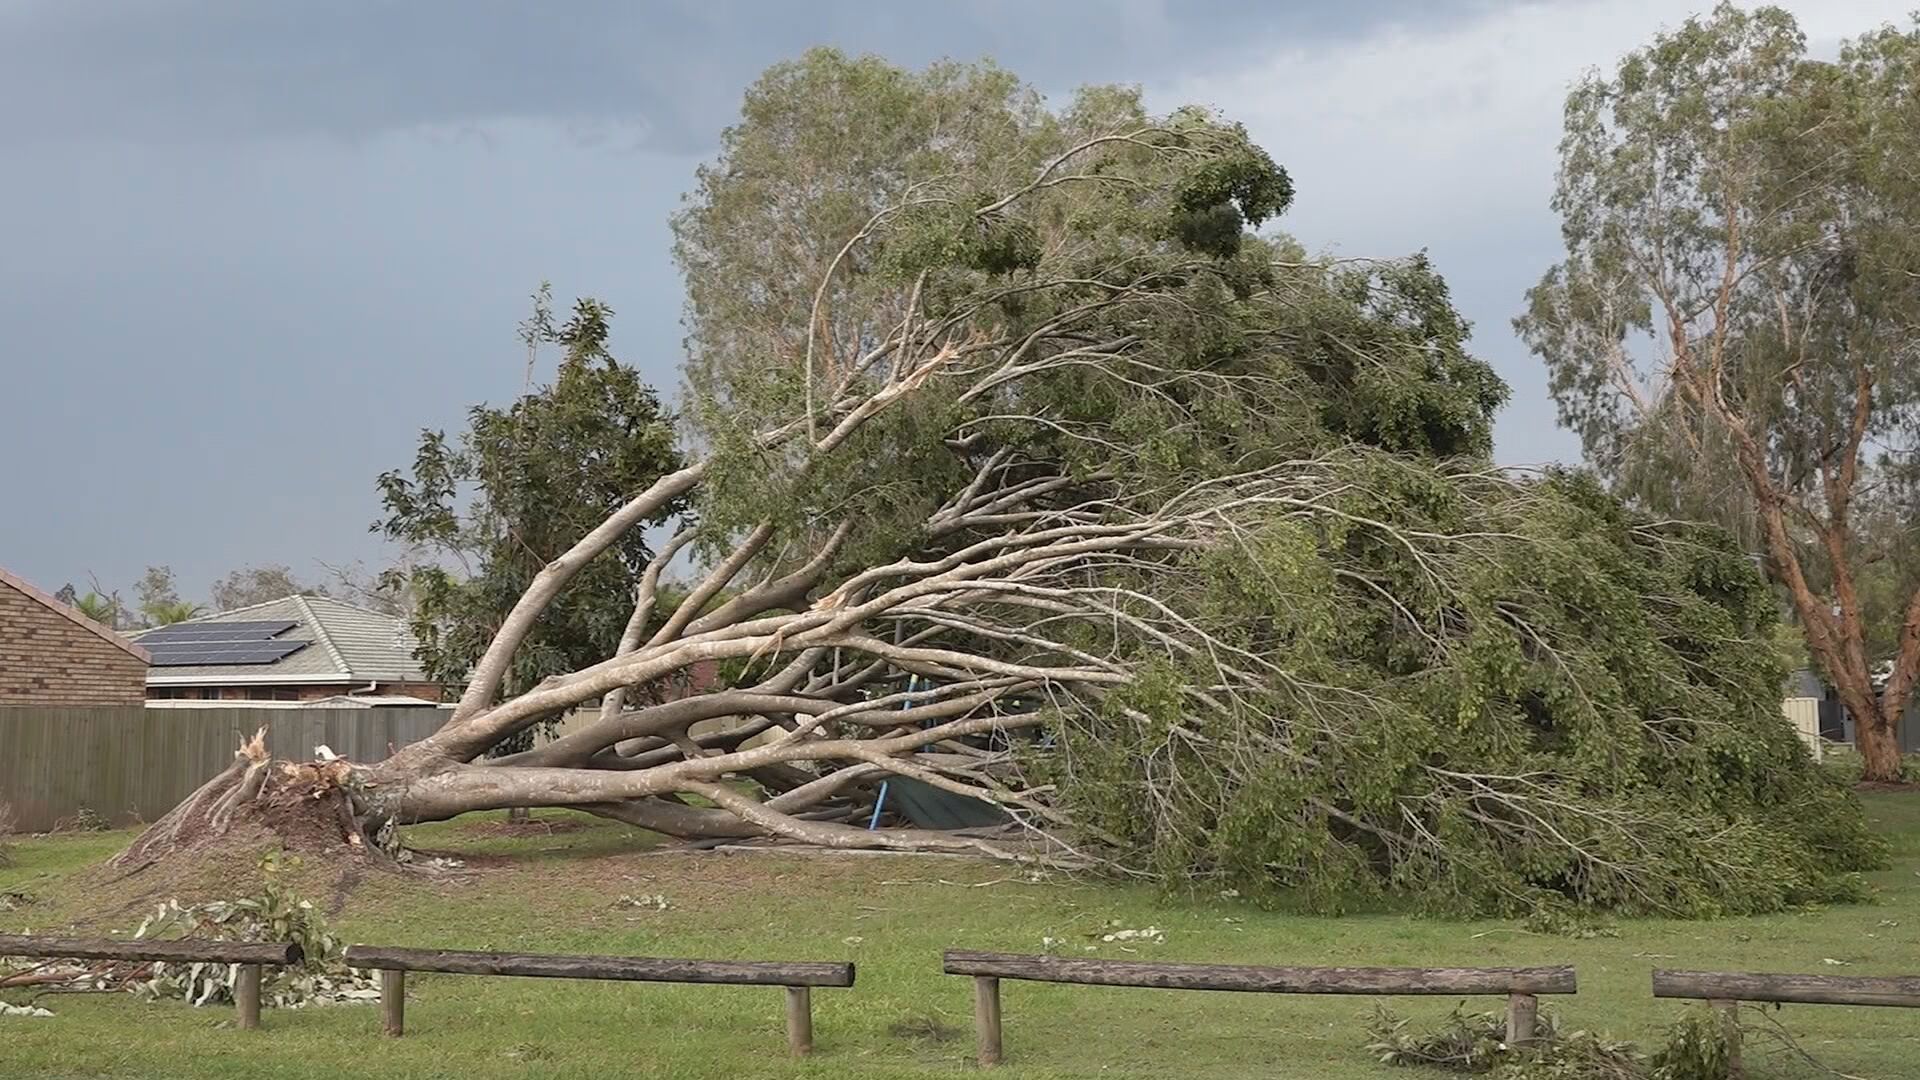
(1519, 5, 1920, 779)
(118, 50, 1876, 916)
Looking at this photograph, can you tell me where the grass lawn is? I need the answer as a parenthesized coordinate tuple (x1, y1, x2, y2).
(2, 794, 1917, 1079)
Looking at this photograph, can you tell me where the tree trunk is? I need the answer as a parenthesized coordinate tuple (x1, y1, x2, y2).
(1857, 702, 1904, 783)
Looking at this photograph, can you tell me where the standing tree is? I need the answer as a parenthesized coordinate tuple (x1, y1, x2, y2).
(115, 51, 1878, 916)
(1519, 5, 1920, 779)
(209, 564, 328, 611)
(373, 285, 687, 750)
(71, 591, 123, 628)
(134, 565, 203, 626)
(143, 600, 205, 626)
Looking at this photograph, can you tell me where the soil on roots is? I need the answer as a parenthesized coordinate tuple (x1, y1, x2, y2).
(73, 773, 398, 926)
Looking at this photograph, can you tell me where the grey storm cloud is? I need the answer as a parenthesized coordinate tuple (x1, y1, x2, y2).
(1, 0, 1502, 149)
(5, 0, 1668, 604)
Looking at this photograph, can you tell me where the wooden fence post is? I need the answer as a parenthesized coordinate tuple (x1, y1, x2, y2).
(1711, 999, 1743, 1079)
(1505, 992, 1538, 1044)
(380, 969, 406, 1037)
(974, 975, 1003, 1067)
(235, 963, 262, 1030)
(784, 986, 812, 1056)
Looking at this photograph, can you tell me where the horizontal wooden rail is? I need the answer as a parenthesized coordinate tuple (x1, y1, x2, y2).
(0, 933, 303, 1030)
(343, 945, 853, 986)
(0, 934, 302, 967)
(943, 951, 1575, 994)
(943, 950, 1575, 1067)
(1652, 968, 1920, 1079)
(344, 944, 854, 1055)
(1652, 969, 1920, 1008)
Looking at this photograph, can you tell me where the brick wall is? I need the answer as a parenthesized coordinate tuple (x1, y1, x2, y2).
(0, 579, 149, 706)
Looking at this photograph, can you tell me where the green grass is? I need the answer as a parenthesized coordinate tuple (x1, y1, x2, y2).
(3, 796, 1918, 1079)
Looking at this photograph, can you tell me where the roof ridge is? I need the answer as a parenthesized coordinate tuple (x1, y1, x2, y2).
(301, 594, 410, 621)
(291, 593, 353, 676)
(0, 566, 152, 665)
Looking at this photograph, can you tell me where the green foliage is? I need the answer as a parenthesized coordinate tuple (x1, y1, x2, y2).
(656, 48, 1882, 916)
(1367, 1004, 1645, 1078)
(142, 600, 204, 626)
(1519, 4, 1920, 691)
(207, 564, 325, 612)
(70, 592, 121, 628)
(375, 287, 685, 746)
(1367, 1005, 1742, 1080)
(1036, 459, 1883, 916)
(133, 565, 200, 627)
(128, 854, 378, 1008)
(1644, 1014, 1735, 1080)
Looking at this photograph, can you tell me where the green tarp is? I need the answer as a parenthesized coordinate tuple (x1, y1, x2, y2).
(882, 776, 1010, 830)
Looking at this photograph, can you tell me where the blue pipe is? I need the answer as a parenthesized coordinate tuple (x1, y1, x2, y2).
(866, 675, 919, 829)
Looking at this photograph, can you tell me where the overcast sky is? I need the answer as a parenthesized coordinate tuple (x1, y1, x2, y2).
(1, 0, 1911, 601)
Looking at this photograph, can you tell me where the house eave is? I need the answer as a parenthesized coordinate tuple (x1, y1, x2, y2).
(146, 673, 372, 686)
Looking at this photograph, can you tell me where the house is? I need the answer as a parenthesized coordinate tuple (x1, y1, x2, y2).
(1784, 666, 1920, 756)
(130, 595, 446, 706)
(0, 565, 151, 705)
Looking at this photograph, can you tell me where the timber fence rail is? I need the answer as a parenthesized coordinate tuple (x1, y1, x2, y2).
(1652, 968, 1920, 1078)
(342, 944, 855, 1056)
(943, 949, 1578, 1067)
(0, 933, 303, 1030)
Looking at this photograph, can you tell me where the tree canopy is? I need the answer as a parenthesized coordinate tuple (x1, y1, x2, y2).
(209, 564, 328, 612)
(374, 286, 686, 742)
(126, 48, 1880, 919)
(1517, 4, 1920, 779)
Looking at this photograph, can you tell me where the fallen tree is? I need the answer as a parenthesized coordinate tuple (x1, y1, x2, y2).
(115, 52, 1881, 916)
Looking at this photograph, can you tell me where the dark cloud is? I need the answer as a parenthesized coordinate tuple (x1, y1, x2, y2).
(0, 0, 1533, 598)
(1, 0, 1501, 150)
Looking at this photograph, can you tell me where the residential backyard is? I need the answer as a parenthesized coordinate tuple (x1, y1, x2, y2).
(2, 792, 1917, 1080)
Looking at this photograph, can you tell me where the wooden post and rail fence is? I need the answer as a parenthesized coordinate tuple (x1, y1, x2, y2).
(340, 945, 855, 1056)
(9, 930, 1920, 1072)
(942, 949, 1578, 1067)
(1652, 968, 1920, 1078)
(0, 934, 304, 1029)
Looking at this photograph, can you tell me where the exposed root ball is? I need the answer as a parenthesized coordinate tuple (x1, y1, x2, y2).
(112, 730, 384, 874)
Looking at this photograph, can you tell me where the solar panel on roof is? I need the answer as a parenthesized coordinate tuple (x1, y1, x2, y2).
(146, 639, 310, 667)
(141, 620, 297, 644)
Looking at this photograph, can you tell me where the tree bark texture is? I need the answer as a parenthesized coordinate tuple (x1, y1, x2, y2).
(342, 945, 855, 987)
(942, 951, 1577, 995)
(1653, 969, 1920, 1008)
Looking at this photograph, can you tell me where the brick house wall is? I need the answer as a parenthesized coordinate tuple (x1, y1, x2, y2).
(0, 572, 150, 706)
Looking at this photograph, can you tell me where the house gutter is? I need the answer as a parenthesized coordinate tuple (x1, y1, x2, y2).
(146, 673, 415, 686)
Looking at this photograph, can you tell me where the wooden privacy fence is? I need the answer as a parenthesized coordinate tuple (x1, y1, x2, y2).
(1653, 968, 1920, 1078)
(943, 950, 1577, 1067)
(0, 706, 446, 831)
(342, 944, 856, 1056)
(0, 934, 303, 1030)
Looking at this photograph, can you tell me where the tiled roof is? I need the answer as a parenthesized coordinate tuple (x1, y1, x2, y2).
(0, 565, 151, 664)
(131, 595, 428, 683)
